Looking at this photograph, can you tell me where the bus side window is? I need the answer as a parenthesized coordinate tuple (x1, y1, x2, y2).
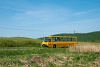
(71, 38, 72, 41)
(55, 38, 60, 41)
(58, 38, 60, 41)
(49, 39, 51, 42)
(55, 38, 57, 41)
(52, 38, 56, 42)
(72, 38, 76, 41)
(67, 38, 72, 41)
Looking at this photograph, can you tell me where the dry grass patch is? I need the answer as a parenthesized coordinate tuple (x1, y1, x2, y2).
(29, 55, 46, 67)
(69, 42, 100, 52)
(45, 54, 67, 66)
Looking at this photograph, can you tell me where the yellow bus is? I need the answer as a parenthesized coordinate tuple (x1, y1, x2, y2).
(41, 36, 78, 48)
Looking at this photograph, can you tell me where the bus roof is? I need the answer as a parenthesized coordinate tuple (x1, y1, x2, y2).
(45, 36, 77, 38)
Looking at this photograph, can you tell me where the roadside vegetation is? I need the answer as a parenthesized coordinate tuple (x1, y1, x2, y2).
(0, 37, 41, 47)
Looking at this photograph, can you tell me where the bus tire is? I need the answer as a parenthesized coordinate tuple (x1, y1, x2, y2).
(53, 44, 56, 48)
(42, 45, 44, 47)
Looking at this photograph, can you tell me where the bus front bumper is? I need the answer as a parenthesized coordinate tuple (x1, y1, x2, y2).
(42, 44, 48, 47)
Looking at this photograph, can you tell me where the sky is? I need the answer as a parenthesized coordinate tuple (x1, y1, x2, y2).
(0, 0, 100, 38)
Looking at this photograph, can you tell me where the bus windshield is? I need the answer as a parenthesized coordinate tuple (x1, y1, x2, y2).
(43, 37, 51, 42)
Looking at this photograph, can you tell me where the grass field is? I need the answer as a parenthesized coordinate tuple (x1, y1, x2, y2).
(0, 42, 100, 67)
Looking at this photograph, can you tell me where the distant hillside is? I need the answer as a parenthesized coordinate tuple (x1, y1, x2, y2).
(52, 31, 100, 42)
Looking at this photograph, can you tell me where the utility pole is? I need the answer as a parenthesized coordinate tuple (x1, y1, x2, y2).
(74, 30, 75, 34)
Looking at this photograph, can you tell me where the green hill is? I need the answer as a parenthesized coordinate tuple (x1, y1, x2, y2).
(52, 31, 100, 42)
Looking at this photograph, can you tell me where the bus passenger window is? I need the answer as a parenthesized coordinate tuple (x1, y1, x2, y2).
(71, 38, 72, 41)
(49, 39, 51, 42)
(52, 38, 56, 42)
(56, 38, 60, 41)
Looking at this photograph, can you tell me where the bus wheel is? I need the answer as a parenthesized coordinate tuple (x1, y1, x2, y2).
(42, 45, 44, 47)
(53, 45, 56, 48)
